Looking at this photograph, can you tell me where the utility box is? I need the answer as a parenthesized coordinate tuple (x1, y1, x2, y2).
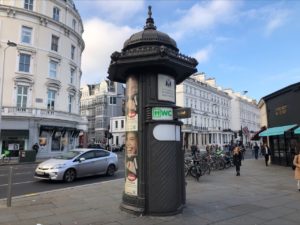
(19, 150, 36, 163)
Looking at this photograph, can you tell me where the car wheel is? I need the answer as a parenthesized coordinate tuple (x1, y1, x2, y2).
(63, 169, 76, 182)
(106, 164, 115, 176)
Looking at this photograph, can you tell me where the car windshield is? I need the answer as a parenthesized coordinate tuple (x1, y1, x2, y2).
(53, 151, 82, 160)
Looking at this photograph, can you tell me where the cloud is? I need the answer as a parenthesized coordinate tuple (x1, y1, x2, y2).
(168, 0, 240, 39)
(243, 2, 290, 37)
(93, 0, 145, 23)
(192, 45, 213, 64)
(264, 10, 289, 36)
(80, 18, 139, 85)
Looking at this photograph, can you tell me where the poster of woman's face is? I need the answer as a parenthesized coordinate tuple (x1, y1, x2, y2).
(126, 76, 138, 118)
(126, 132, 138, 158)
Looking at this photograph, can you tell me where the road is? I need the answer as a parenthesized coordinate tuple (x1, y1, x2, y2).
(0, 152, 125, 199)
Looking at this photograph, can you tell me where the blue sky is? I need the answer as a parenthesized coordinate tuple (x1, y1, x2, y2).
(74, 0, 300, 101)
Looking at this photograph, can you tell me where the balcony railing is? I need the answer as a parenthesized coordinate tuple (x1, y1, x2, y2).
(1, 106, 83, 122)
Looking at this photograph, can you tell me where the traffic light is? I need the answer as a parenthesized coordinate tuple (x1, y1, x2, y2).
(108, 133, 113, 139)
(105, 130, 108, 138)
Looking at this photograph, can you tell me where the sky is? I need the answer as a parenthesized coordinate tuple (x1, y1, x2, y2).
(74, 0, 300, 101)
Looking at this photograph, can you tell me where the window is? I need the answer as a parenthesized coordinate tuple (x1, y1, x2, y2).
(110, 96, 116, 104)
(115, 121, 118, 129)
(47, 90, 56, 111)
(121, 120, 124, 128)
(70, 67, 75, 84)
(24, 0, 33, 10)
(16, 86, 28, 110)
(19, 53, 31, 72)
(81, 151, 95, 160)
(68, 95, 73, 113)
(53, 7, 60, 21)
(49, 60, 58, 78)
(71, 45, 75, 60)
(51, 35, 59, 51)
(95, 150, 109, 158)
(21, 26, 32, 44)
(72, 19, 76, 30)
(116, 136, 119, 145)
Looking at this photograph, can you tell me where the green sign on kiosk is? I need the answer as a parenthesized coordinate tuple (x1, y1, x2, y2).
(152, 107, 173, 120)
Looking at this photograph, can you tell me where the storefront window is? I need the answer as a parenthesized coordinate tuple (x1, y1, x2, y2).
(51, 131, 61, 151)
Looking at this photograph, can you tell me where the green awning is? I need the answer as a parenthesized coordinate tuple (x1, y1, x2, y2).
(295, 127, 300, 135)
(259, 124, 297, 137)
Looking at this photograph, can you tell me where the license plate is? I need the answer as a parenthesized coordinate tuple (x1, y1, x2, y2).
(36, 171, 44, 175)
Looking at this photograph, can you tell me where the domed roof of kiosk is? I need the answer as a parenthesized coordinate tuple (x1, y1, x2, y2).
(123, 6, 178, 51)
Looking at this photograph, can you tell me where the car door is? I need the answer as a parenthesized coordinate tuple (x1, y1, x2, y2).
(76, 151, 96, 177)
(94, 150, 110, 174)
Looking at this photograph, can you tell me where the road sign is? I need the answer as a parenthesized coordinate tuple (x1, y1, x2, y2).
(174, 107, 191, 119)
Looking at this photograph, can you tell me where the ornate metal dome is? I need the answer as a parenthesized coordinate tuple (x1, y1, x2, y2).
(123, 6, 178, 51)
(108, 6, 198, 84)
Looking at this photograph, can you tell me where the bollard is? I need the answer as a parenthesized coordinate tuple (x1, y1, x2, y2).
(7, 166, 13, 207)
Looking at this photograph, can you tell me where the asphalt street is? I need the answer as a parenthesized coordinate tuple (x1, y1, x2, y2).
(0, 152, 125, 199)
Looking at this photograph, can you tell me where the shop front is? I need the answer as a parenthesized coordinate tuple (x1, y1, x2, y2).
(0, 130, 29, 157)
(260, 82, 300, 167)
(259, 124, 298, 166)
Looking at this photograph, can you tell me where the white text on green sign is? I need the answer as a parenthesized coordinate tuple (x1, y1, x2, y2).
(152, 107, 173, 120)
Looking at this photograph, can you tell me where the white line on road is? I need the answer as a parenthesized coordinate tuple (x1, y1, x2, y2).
(0, 180, 35, 187)
(0, 178, 124, 201)
(0, 169, 124, 188)
(0, 172, 33, 177)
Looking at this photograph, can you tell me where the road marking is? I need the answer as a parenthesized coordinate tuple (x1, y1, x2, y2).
(0, 169, 124, 187)
(0, 181, 35, 187)
(0, 178, 124, 201)
(0, 172, 33, 177)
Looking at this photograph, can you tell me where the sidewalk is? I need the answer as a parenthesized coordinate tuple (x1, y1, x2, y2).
(1, 159, 299, 225)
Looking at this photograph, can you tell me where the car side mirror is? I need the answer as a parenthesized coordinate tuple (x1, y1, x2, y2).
(79, 157, 86, 162)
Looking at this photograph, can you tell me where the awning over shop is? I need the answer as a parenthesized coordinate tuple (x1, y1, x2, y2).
(39, 125, 80, 137)
(251, 126, 266, 140)
(259, 124, 297, 137)
(294, 127, 300, 135)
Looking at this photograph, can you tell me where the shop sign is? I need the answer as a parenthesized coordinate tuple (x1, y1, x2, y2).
(152, 107, 173, 120)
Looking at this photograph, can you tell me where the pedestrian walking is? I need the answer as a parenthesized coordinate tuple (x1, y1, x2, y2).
(233, 146, 242, 176)
(262, 143, 270, 166)
(32, 143, 39, 155)
(253, 143, 259, 160)
(293, 149, 300, 191)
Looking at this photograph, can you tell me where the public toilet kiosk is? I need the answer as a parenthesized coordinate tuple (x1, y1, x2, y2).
(108, 6, 198, 216)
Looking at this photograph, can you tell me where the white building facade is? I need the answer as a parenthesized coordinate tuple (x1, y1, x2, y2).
(80, 81, 125, 146)
(176, 73, 233, 150)
(110, 116, 125, 147)
(224, 89, 260, 145)
(176, 73, 260, 150)
(0, 0, 86, 157)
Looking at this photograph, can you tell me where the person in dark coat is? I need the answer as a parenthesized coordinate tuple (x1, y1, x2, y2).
(233, 146, 242, 176)
(32, 143, 39, 155)
(253, 143, 260, 160)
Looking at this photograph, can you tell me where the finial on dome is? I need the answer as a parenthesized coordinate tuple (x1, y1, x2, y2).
(148, 5, 152, 18)
(144, 5, 156, 30)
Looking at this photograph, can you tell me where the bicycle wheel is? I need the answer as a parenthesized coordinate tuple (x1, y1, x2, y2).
(201, 163, 211, 175)
(190, 165, 201, 179)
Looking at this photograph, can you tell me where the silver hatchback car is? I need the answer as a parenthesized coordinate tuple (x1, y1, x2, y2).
(34, 148, 118, 182)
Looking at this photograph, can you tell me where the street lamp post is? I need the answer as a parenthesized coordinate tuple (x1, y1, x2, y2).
(0, 41, 17, 142)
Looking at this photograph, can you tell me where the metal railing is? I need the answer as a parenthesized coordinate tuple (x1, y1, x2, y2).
(1, 106, 83, 122)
